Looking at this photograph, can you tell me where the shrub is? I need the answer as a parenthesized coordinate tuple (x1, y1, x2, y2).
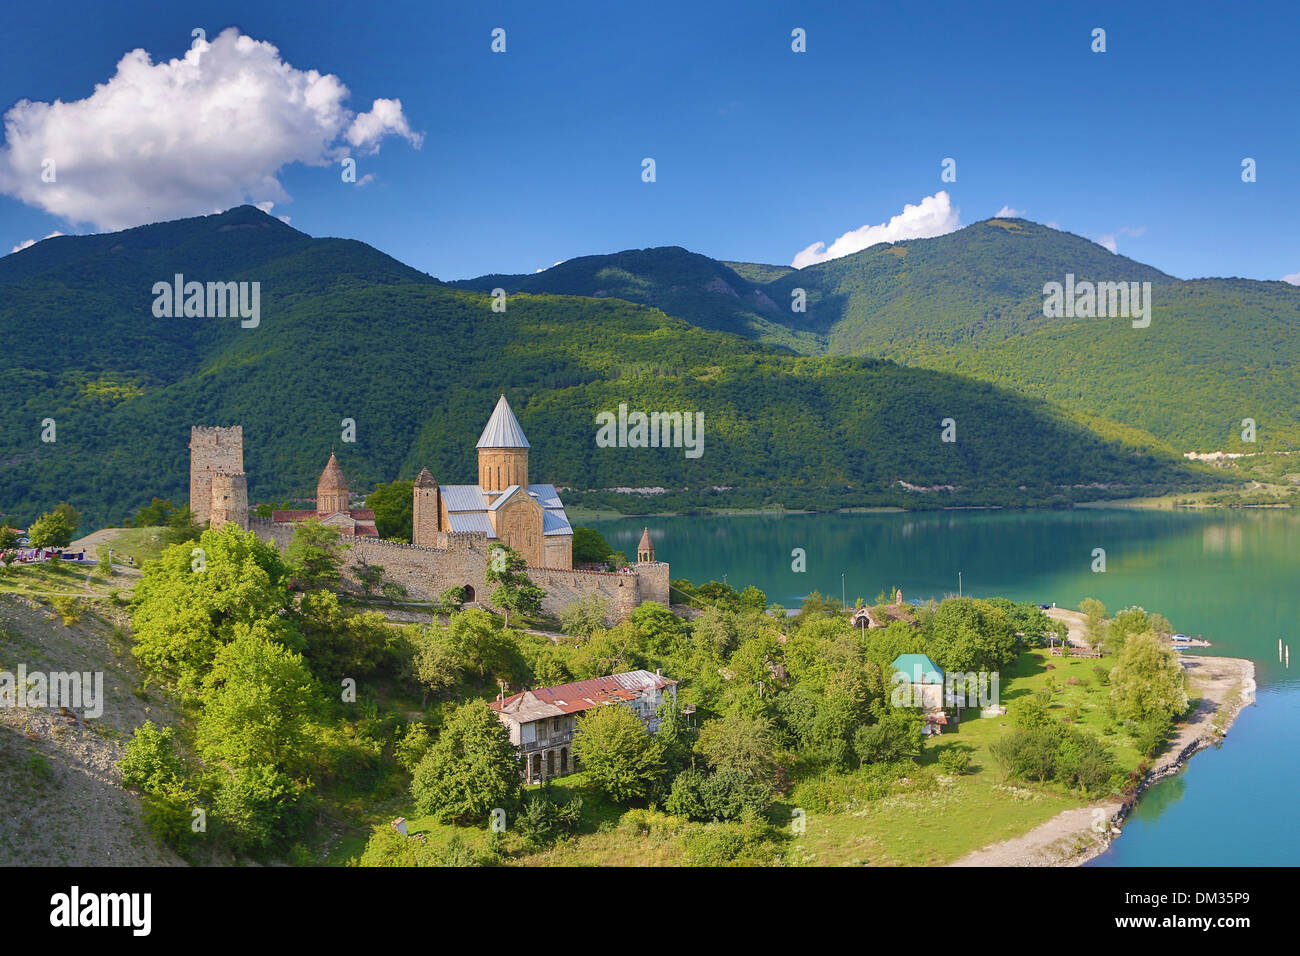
(515, 788, 584, 848)
(938, 748, 971, 774)
(665, 767, 772, 822)
(852, 711, 923, 766)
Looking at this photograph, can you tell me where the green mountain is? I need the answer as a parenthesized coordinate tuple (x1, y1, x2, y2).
(453, 246, 822, 353)
(0, 207, 1213, 532)
(464, 219, 1300, 454)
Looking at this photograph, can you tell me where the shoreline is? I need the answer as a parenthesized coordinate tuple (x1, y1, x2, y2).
(950, 653, 1256, 867)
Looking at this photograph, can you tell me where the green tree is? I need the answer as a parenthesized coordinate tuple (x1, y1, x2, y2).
(445, 608, 522, 680)
(130, 497, 177, 527)
(409, 626, 461, 705)
(924, 597, 1017, 672)
(410, 699, 520, 823)
(852, 711, 923, 765)
(695, 711, 777, 781)
(284, 519, 348, 591)
(130, 524, 294, 691)
(163, 504, 202, 545)
(295, 589, 396, 680)
(666, 767, 771, 822)
(571, 526, 613, 565)
(28, 503, 80, 548)
(366, 480, 413, 541)
(572, 704, 664, 804)
(1109, 631, 1189, 723)
(0, 526, 19, 549)
(486, 544, 543, 627)
(558, 593, 610, 638)
(119, 720, 185, 793)
(1079, 597, 1108, 647)
(197, 625, 322, 773)
(211, 763, 307, 854)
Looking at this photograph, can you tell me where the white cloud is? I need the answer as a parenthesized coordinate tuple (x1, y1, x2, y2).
(995, 205, 1024, 218)
(9, 230, 64, 254)
(1096, 225, 1147, 254)
(0, 28, 422, 231)
(1283, 272, 1300, 286)
(792, 191, 960, 268)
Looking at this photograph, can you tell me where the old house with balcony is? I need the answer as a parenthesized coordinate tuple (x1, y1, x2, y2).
(490, 669, 677, 783)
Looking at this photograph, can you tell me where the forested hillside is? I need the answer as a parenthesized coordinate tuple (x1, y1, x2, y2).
(0, 207, 1216, 532)
(465, 219, 1300, 453)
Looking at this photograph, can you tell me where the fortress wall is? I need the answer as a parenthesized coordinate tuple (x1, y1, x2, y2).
(345, 534, 488, 602)
(635, 561, 671, 606)
(528, 566, 644, 622)
(249, 516, 662, 618)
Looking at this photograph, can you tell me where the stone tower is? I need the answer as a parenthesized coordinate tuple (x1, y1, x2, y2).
(412, 466, 442, 546)
(476, 395, 529, 492)
(209, 472, 249, 531)
(636, 526, 655, 563)
(316, 452, 348, 514)
(190, 426, 244, 525)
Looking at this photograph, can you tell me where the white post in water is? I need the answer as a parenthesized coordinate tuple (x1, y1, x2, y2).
(1280, 639, 1284, 663)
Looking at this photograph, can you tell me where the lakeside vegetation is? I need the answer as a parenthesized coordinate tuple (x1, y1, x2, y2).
(49, 516, 1197, 866)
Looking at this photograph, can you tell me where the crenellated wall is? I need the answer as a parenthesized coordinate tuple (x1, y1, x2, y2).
(249, 516, 664, 620)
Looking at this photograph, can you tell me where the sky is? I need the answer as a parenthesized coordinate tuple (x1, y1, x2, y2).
(1, 0, 1297, 282)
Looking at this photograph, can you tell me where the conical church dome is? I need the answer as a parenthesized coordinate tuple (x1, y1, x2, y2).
(316, 452, 349, 514)
(476, 395, 530, 449)
(318, 452, 348, 494)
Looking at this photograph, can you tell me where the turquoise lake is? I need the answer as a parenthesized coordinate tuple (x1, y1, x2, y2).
(588, 507, 1300, 866)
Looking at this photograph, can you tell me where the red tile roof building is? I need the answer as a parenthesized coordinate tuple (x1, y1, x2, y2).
(491, 669, 676, 782)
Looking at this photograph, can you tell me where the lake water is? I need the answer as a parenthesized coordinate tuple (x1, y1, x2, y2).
(588, 507, 1300, 866)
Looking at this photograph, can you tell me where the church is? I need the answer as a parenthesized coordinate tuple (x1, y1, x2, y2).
(259, 395, 573, 567)
(412, 395, 574, 568)
(271, 451, 379, 537)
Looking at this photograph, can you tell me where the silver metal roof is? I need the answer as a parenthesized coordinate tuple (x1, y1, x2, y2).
(440, 484, 489, 512)
(527, 484, 563, 509)
(446, 512, 497, 536)
(476, 395, 530, 449)
(488, 486, 521, 511)
(542, 509, 572, 536)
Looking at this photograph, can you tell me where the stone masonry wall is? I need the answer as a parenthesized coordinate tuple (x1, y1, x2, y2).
(249, 516, 661, 619)
(190, 426, 243, 525)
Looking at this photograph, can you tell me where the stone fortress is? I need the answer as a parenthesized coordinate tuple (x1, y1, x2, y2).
(189, 396, 670, 620)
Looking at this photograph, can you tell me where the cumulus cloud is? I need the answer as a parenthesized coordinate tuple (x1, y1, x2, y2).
(0, 28, 422, 231)
(9, 230, 64, 254)
(792, 191, 960, 268)
(1283, 272, 1300, 286)
(995, 205, 1025, 218)
(1096, 225, 1147, 254)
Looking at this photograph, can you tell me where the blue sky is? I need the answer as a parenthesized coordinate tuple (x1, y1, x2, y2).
(0, 0, 1296, 282)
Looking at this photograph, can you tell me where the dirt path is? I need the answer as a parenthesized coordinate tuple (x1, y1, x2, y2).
(950, 802, 1122, 867)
